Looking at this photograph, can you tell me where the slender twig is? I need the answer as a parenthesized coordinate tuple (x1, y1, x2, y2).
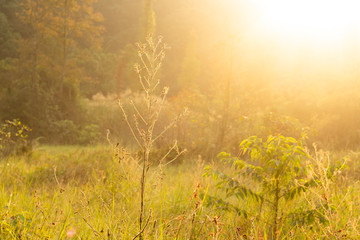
(132, 211, 152, 240)
(152, 110, 187, 144)
(140, 55, 152, 77)
(158, 141, 178, 164)
(77, 212, 105, 240)
(163, 149, 187, 166)
(131, 100, 147, 125)
(118, 102, 143, 149)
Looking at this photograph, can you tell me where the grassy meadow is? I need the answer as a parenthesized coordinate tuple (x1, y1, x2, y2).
(2, 0, 360, 239)
(1, 145, 360, 239)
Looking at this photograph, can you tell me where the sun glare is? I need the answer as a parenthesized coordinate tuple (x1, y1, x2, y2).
(251, 0, 360, 43)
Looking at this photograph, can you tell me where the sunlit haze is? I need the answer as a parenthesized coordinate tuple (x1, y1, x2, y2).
(2, 1, 360, 238)
(219, 0, 360, 88)
(253, 0, 360, 40)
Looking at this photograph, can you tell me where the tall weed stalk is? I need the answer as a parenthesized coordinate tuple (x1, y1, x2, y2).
(116, 36, 187, 240)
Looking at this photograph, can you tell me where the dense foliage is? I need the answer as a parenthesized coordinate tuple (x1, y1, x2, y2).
(0, 0, 359, 152)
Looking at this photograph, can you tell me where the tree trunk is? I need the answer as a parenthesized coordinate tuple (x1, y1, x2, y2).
(31, 0, 40, 98)
(60, 0, 68, 96)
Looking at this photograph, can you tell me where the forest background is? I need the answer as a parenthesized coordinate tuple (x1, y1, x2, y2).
(1, 0, 360, 155)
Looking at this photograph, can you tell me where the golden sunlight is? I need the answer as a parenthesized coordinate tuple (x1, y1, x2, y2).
(251, 0, 360, 43)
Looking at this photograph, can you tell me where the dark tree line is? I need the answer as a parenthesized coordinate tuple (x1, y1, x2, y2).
(1, 0, 360, 151)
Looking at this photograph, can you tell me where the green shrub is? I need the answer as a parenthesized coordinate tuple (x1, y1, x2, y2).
(51, 120, 79, 144)
(78, 124, 101, 145)
(205, 134, 312, 238)
(0, 119, 32, 157)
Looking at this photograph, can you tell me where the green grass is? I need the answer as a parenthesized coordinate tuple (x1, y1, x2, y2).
(0, 146, 360, 239)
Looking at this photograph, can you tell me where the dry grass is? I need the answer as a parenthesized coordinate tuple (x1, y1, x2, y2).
(0, 145, 360, 239)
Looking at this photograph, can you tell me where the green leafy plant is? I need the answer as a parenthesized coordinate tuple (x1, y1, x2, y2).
(205, 134, 311, 239)
(0, 119, 32, 157)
